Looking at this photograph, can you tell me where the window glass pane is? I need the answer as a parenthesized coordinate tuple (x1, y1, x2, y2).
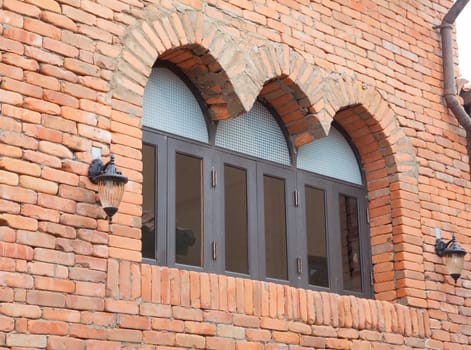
(142, 144, 156, 259)
(143, 67, 208, 143)
(339, 194, 362, 292)
(297, 127, 362, 185)
(215, 102, 291, 165)
(175, 153, 202, 267)
(224, 165, 248, 274)
(264, 175, 287, 280)
(305, 186, 328, 287)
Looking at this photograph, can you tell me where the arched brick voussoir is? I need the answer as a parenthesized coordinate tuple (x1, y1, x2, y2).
(252, 44, 332, 145)
(111, 9, 266, 119)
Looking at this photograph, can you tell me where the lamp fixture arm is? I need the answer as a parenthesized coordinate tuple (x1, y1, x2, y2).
(435, 236, 456, 257)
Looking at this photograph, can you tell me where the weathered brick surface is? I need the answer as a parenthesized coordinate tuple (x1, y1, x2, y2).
(0, 0, 469, 349)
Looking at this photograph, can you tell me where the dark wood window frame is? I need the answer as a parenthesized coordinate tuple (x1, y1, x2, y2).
(141, 64, 373, 298)
(142, 127, 372, 297)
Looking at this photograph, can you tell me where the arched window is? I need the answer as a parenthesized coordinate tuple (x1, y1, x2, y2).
(297, 127, 362, 185)
(141, 65, 372, 297)
(143, 67, 208, 143)
(216, 101, 291, 165)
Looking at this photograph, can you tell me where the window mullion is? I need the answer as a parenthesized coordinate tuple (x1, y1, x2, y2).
(326, 187, 342, 293)
(211, 152, 225, 274)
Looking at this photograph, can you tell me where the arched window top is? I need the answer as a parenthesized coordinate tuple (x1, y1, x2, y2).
(215, 101, 291, 165)
(297, 127, 363, 185)
(143, 66, 208, 143)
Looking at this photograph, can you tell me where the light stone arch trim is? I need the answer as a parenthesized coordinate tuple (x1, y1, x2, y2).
(112, 8, 263, 118)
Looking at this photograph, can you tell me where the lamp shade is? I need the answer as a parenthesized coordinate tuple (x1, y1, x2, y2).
(442, 239, 467, 282)
(89, 155, 128, 221)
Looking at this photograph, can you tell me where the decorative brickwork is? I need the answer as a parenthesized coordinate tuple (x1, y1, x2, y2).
(1, 0, 470, 349)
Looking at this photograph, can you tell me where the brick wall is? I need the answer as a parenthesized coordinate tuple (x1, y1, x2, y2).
(1, 0, 470, 349)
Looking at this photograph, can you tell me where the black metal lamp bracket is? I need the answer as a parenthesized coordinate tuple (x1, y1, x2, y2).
(88, 158, 105, 184)
(435, 237, 453, 257)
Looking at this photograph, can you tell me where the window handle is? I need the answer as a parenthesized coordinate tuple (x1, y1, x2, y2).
(211, 167, 217, 187)
(296, 256, 302, 274)
(294, 190, 299, 207)
(212, 241, 217, 260)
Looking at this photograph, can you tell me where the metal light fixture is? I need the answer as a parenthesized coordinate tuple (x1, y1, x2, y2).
(88, 155, 128, 222)
(435, 229, 467, 283)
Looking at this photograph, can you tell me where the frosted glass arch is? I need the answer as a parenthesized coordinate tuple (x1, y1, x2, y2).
(215, 102, 291, 165)
(297, 127, 362, 185)
(143, 67, 208, 143)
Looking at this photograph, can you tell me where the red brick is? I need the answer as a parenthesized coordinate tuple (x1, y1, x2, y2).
(61, 214, 97, 229)
(0, 9, 24, 27)
(17, 229, 56, 248)
(0, 158, 41, 176)
(2, 77, 43, 98)
(2, 104, 41, 123)
(23, 150, 62, 168)
(28, 320, 69, 335)
(35, 276, 75, 293)
(41, 63, 79, 82)
(64, 58, 100, 76)
(142, 331, 175, 346)
(0, 35, 25, 55)
(0, 271, 34, 288)
(0, 169, 18, 185)
(37, 194, 76, 214)
(119, 315, 151, 330)
(69, 267, 106, 282)
(75, 255, 107, 271)
(2, 213, 38, 230)
(106, 328, 142, 343)
(44, 89, 80, 108)
(63, 81, 97, 100)
(0, 61, 24, 80)
(41, 11, 77, 31)
(43, 37, 79, 57)
(20, 175, 59, 194)
(39, 140, 74, 159)
(140, 303, 172, 318)
(185, 321, 216, 335)
(0, 226, 15, 242)
(24, 17, 61, 39)
(47, 335, 83, 350)
(2, 52, 39, 72)
(23, 97, 61, 114)
(0, 134, 38, 153)
(25, 45, 63, 65)
(6, 334, 46, 348)
(4, 27, 42, 46)
(27, 290, 66, 307)
(105, 299, 139, 314)
(66, 295, 105, 311)
(75, 281, 105, 297)
(0, 302, 41, 318)
(42, 167, 80, 186)
(0, 88, 23, 104)
(63, 134, 92, 152)
(85, 339, 120, 350)
(0, 315, 14, 332)
(43, 308, 80, 323)
(34, 248, 75, 266)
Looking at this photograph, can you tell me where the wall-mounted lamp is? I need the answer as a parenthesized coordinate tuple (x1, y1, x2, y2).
(435, 228, 467, 283)
(88, 155, 128, 222)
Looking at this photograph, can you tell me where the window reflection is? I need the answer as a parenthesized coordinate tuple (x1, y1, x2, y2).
(339, 194, 362, 292)
(305, 186, 328, 287)
(142, 144, 156, 259)
(224, 165, 249, 274)
(175, 153, 201, 266)
(264, 175, 287, 280)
